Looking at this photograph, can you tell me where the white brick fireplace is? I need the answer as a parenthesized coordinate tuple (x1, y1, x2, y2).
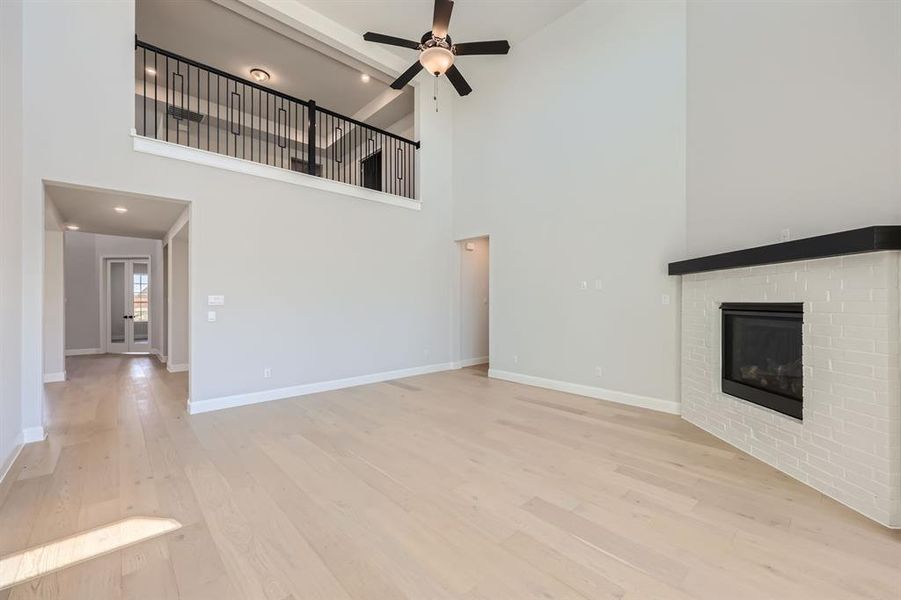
(679, 251, 900, 527)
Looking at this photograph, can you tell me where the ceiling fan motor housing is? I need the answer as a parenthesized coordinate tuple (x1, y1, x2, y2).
(421, 32, 452, 49)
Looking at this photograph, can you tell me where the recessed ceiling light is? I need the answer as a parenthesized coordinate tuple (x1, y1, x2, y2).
(250, 68, 270, 83)
(114, 206, 128, 214)
(65, 224, 80, 231)
(360, 73, 371, 83)
(145, 67, 156, 76)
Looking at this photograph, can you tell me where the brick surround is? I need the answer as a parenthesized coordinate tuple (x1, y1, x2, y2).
(680, 252, 901, 526)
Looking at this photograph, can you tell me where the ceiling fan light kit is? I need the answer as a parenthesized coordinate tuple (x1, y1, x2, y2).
(420, 43, 455, 76)
(363, 0, 510, 97)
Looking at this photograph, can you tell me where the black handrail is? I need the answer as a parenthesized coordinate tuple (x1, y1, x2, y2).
(135, 38, 419, 199)
(135, 37, 420, 148)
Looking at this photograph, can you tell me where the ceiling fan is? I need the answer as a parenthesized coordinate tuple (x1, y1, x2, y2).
(363, 0, 510, 96)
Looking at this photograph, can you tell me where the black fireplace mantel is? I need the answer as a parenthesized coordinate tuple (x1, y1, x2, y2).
(668, 226, 901, 276)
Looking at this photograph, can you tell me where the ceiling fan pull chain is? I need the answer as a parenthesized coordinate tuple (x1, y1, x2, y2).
(434, 75, 439, 113)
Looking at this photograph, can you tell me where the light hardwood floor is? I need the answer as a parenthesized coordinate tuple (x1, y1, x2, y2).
(0, 355, 899, 599)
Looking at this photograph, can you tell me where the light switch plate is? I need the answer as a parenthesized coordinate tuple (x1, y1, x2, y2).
(207, 311, 217, 322)
(465, 242, 475, 251)
(208, 295, 225, 306)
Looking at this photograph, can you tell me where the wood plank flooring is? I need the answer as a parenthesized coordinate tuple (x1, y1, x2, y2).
(0, 354, 898, 599)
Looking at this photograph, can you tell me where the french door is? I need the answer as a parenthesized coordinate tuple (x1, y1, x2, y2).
(107, 259, 151, 353)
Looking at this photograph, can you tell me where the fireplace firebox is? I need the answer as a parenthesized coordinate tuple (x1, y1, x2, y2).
(721, 303, 803, 419)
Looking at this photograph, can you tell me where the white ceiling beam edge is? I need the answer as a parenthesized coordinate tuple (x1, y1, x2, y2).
(234, 0, 415, 82)
(353, 89, 405, 124)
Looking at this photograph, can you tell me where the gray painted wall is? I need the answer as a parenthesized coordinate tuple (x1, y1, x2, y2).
(0, 0, 25, 472)
(685, 0, 901, 256)
(453, 0, 687, 407)
(17, 0, 455, 433)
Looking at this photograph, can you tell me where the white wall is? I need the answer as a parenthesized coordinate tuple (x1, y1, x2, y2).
(63, 231, 164, 354)
(459, 238, 489, 364)
(17, 0, 454, 430)
(0, 0, 26, 474)
(64, 232, 99, 351)
(453, 1, 686, 409)
(686, 0, 901, 256)
(167, 226, 189, 370)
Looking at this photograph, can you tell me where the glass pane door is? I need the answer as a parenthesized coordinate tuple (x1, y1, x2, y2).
(109, 261, 127, 349)
(106, 259, 151, 353)
(132, 262, 150, 344)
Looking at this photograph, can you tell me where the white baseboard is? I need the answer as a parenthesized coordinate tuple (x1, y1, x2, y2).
(152, 348, 167, 364)
(167, 363, 189, 373)
(188, 361, 457, 415)
(488, 369, 680, 415)
(22, 427, 46, 444)
(43, 371, 66, 383)
(455, 356, 489, 368)
(1, 426, 48, 485)
(0, 433, 24, 485)
(65, 348, 102, 356)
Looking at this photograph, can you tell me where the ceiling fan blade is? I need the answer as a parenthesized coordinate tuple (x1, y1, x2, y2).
(445, 65, 472, 96)
(453, 40, 510, 56)
(391, 61, 424, 89)
(363, 32, 421, 50)
(432, 0, 454, 38)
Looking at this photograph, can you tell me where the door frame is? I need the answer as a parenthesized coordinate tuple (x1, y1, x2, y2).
(99, 254, 152, 354)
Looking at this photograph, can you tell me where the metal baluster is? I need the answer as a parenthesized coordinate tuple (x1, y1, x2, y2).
(165, 56, 169, 142)
(216, 75, 220, 154)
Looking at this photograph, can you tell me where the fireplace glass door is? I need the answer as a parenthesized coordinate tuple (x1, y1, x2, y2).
(721, 303, 803, 419)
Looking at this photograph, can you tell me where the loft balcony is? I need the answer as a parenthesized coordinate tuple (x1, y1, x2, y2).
(134, 39, 419, 201)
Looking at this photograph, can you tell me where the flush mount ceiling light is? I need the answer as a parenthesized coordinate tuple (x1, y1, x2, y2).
(114, 206, 128, 214)
(249, 68, 270, 83)
(363, 0, 510, 96)
(360, 73, 371, 83)
(65, 224, 80, 231)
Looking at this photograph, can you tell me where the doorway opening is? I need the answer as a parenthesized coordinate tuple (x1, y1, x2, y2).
(458, 236, 489, 371)
(41, 182, 191, 409)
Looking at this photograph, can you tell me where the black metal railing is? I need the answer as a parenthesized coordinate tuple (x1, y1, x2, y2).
(135, 38, 419, 200)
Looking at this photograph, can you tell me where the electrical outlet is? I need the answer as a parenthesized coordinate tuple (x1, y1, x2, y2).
(579, 280, 588, 290)
(594, 279, 603, 290)
(780, 228, 791, 242)
(513, 354, 519, 364)
(424, 348, 431, 358)
(263, 367, 271, 378)
(207, 311, 217, 322)
(662, 294, 671, 305)
(595, 366, 603, 377)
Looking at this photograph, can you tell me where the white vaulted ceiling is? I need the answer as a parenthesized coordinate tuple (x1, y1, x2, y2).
(298, 0, 584, 58)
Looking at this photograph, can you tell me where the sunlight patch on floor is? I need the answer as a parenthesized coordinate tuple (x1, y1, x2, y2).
(0, 516, 181, 589)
